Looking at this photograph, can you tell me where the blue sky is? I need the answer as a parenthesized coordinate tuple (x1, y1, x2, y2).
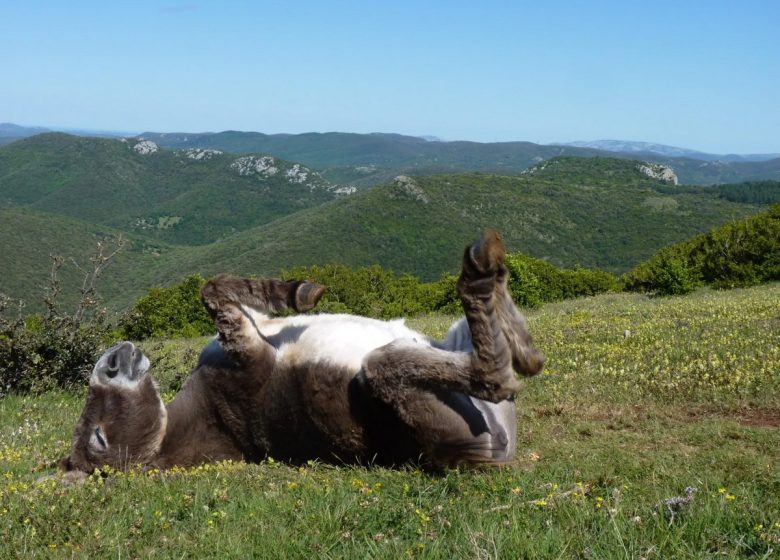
(2, 1, 778, 153)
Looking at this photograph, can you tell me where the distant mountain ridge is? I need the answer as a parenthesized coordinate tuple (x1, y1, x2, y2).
(557, 139, 780, 162)
(3, 122, 779, 185)
(138, 130, 780, 186)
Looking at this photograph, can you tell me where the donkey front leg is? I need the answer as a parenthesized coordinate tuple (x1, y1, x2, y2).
(200, 274, 326, 361)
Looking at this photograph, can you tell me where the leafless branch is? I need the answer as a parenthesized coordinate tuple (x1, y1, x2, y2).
(43, 255, 66, 325)
(72, 236, 126, 328)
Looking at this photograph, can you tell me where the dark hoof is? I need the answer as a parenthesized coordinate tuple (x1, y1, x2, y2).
(466, 229, 506, 275)
(293, 282, 327, 312)
(515, 349, 545, 377)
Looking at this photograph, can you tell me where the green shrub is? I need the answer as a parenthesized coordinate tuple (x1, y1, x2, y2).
(505, 254, 543, 308)
(623, 205, 780, 294)
(505, 253, 618, 307)
(282, 264, 459, 319)
(120, 274, 213, 340)
(0, 304, 108, 395)
(653, 256, 700, 296)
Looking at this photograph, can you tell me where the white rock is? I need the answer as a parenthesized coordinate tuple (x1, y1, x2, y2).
(637, 163, 678, 185)
(391, 175, 429, 203)
(185, 148, 223, 161)
(230, 156, 279, 177)
(133, 140, 158, 155)
(285, 163, 310, 183)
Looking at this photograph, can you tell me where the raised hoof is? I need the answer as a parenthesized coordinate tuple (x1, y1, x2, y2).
(293, 282, 327, 312)
(515, 348, 545, 378)
(465, 229, 506, 276)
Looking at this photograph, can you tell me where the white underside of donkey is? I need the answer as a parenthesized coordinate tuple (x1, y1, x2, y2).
(239, 306, 517, 460)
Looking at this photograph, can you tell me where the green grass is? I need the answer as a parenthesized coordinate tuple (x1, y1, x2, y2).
(2, 285, 779, 558)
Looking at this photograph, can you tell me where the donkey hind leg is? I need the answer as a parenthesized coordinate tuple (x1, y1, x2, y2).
(454, 228, 525, 399)
(439, 234, 544, 378)
(361, 343, 517, 465)
(200, 274, 326, 361)
(365, 229, 522, 403)
(493, 268, 544, 376)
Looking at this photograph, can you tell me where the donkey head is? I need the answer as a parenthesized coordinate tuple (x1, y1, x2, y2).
(59, 342, 167, 479)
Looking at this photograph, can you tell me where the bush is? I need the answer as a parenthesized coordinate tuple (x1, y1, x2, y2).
(653, 256, 700, 296)
(120, 274, 214, 340)
(505, 253, 618, 307)
(282, 264, 460, 319)
(0, 302, 109, 395)
(622, 205, 780, 294)
(0, 242, 122, 396)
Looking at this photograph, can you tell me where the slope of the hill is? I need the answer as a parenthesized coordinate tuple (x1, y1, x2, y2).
(0, 133, 346, 245)
(0, 208, 191, 312)
(1, 157, 768, 312)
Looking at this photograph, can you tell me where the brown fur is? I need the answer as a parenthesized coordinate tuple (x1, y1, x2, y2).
(60, 230, 543, 476)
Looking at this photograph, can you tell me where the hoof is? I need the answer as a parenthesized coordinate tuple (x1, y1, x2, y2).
(293, 282, 327, 312)
(466, 229, 506, 276)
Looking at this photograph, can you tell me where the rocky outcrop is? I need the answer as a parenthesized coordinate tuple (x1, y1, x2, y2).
(133, 140, 158, 155)
(184, 148, 223, 160)
(285, 164, 309, 184)
(230, 155, 279, 177)
(637, 163, 678, 185)
(390, 175, 429, 203)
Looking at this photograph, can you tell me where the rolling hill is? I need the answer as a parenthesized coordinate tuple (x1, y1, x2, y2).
(1, 146, 769, 313)
(157, 158, 763, 283)
(0, 133, 349, 245)
(140, 130, 780, 186)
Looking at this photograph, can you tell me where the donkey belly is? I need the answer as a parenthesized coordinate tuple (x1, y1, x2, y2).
(267, 314, 431, 372)
(434, 391, 518, 461)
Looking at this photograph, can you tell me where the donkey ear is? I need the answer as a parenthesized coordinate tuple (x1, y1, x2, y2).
(293, 282, 327, 312)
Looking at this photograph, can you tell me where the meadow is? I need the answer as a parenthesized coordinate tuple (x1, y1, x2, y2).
(1, 285, 778, 558)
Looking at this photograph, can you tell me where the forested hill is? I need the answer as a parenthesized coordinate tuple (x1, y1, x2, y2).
(0, 145, 771, 311)
(0, 133, 348, 245)
(165, 159, 763, 282)
(141, 130, 780, 187)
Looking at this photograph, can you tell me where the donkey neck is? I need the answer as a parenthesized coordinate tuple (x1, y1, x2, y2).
(153, 375, 244, 468)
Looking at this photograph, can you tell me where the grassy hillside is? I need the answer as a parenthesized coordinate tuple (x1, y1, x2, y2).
(1, 285, 778, 557)
(0, 208, 197, 312)
(0, 133, 341, 245)
(143, 130, 780, 186)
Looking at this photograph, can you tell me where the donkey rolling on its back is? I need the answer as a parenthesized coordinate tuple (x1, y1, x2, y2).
(60, 230, 544, 480)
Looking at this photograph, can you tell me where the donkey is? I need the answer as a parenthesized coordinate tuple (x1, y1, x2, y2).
(59, 230, 544, 480)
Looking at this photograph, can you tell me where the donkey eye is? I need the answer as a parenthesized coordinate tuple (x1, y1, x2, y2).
(92, 427, 107, 450)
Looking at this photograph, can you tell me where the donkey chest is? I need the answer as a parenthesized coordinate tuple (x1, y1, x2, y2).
(248, 311, 431, 372)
